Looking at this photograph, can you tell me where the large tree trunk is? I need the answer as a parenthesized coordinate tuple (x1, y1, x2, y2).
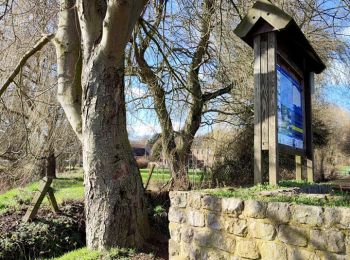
(162, 135, 190, 190)
(82, 57, 149, 249)
(53, 0, 150, 249)
(167, 152, 190, 191)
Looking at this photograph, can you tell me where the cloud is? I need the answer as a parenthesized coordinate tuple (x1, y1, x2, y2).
(128, 121, 161, 139)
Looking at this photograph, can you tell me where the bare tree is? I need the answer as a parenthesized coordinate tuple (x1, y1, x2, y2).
(133, 0, 234, 190)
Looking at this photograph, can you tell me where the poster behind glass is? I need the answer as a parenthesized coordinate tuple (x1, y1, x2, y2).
(277, 65, 304, 150)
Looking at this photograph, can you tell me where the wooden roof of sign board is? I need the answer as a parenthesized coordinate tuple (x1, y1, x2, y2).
(234, 0, 326, 74)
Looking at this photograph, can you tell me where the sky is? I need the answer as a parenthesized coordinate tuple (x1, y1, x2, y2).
(322, 25, 350, 112)
(127, 0, 350, 141)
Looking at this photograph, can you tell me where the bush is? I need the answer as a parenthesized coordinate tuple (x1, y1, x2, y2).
(0, 201, 85, 260)
(145, 191, 170, 238)
(211, 127, 254, 186)
(136, 157, 149, 169)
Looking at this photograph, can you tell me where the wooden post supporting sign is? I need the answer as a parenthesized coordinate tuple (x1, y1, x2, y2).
(234, 0, 325, 185)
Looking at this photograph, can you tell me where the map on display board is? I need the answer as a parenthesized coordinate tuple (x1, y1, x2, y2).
(277, 65, 304, 150)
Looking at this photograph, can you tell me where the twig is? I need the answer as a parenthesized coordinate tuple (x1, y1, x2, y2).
(0, 34, 54, 97)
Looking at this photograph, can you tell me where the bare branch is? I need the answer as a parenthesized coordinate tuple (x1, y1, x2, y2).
(55, 0, 83, 142)
(77, 0, 106, 58)
(203, 83, 234, 102)
(0, 34, 54, 97)
(100, 0, 147, 61)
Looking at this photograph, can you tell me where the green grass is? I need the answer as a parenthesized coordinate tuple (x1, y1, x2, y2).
(0, 167, 206, 213)
(52, 247, 136, 260)
(53, 248, 101, 260)
(0, 181, 40, 211)
(140, 168, 205, 183)
(336, 165, 350, 176)
(209, 181, 350, 208)
(0, 169, 85, 213)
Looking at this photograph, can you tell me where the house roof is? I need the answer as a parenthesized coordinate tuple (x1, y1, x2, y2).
(234, 0, 326, 74)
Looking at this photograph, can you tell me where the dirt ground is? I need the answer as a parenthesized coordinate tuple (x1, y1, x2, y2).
(0, 195, 169, 260)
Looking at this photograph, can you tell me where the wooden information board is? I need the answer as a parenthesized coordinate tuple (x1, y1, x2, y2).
(234, 0, 325, 185)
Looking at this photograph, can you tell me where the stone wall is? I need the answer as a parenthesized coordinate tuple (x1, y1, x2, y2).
(169, 191, 350, 260)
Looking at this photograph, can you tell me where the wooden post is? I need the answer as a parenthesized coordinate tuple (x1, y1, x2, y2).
(254, 35, 262, 184)
(267, 32, 278, 185)
(261, 36, 269, 150)
(47, 187, 59, 213)
(23, 177, 59, 222)
(305, 72, 315, 183)
(307, 159, 314, 183)
(295, 155, 302, 181)
(144, 164, 155, 190)
(253, 32, 278, 185)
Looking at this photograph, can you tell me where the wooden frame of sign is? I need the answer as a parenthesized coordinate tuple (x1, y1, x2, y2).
(234, 0, 325, 185)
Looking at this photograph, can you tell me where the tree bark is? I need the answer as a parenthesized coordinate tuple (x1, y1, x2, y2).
(82, 56, 149, 249)
(46, 151, 57, 179)
(54, 0, 150, 250)
(54, 0, 83, 142)
(166, 149, 190, 190)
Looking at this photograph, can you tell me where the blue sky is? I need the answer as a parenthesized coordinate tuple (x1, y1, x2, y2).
(323, 85, 350, 111)
(127, 0, 350, 140)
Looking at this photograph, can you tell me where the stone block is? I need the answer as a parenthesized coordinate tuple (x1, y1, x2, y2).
(181, 226, 194, 243)
(278, 225, 308, 247)
(310, 229, 345, 253)
(188, 193, 202, 210)
(292, 205, 323, 226)
(287, 248, 320, 260)
(324, 207, 341, 228)
(236, 240, 259, 259)
(249, 221, 276, 240)
(188, 210, 205, 227)
(169, 239, 180, 257)
(170, 192, 187, 208)
(207, 212, 221, 230)
(193, 229, 211, 247)
(169, 223, 182, 243)
(325, 207, 350, 228)
(209, 232, 236, 253)
(318, 252, 348, 260)
(169, 208, 186, 224)
(266, 202, 291, 223)
(169, 257, 187, 260)
(222, 198, 244, 216)
(188, 244, 201, 260)
(346, 234, 350, 256)
(204, 250, 230, 260)
(340, 207, 350, 228)
(243, 200, 267, 218)
(259, 242, 287, 260)
(226, 219, 248, 237)
(202, 195, 222, 212)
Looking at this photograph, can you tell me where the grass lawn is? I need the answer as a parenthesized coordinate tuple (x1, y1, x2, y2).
(140, 168, 205, 183)
(52, 247, 139, 260)
(209, 180, 350, 208)
(336, 165, 350, 176)
(0, 169, 84, 213)
(2, 168, 350, 214)
(0, 167, 207, 213)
